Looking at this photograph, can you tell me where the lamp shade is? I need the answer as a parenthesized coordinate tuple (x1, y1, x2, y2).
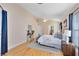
(64, 30, 71, 44)
(65, 30, 71, 37)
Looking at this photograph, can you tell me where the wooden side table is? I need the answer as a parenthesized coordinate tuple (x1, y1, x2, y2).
(61, 41, 75, 56)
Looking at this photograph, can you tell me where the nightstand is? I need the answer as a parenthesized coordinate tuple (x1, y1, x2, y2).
(61, 41, 75, 56)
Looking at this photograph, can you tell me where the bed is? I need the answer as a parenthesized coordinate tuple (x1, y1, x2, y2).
(37, 35, 62, 49)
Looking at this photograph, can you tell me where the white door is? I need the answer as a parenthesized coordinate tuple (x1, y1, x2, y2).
(0, 8, 2, 55)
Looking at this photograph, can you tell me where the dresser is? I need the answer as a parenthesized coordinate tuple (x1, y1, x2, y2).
(61, 41, 75, 56)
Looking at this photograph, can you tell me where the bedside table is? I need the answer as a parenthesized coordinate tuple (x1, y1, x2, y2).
(61, 41, 75, 56)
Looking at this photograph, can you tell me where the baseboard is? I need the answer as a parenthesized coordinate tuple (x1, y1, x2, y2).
(8, 40, 26, 51)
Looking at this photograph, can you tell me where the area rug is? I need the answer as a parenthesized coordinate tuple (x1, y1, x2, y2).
(27, 42, 62, 53)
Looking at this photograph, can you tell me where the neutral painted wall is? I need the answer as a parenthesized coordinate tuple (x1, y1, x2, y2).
(0, 4, 39, 50)
(37, 19, 60, 35)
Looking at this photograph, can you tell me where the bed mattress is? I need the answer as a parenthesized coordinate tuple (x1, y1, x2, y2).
(38, 35, 61, 49)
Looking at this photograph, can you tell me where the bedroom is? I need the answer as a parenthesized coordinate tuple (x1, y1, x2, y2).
(0, 3, 79, 56)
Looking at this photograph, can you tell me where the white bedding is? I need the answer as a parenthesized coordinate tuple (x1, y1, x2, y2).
(38, 35, 61, 49)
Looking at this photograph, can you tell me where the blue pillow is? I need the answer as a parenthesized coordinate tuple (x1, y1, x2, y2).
(54, 33, 62, 39)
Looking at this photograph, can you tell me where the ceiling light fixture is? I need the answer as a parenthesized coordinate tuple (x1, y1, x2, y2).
(43, 19, 47, 22)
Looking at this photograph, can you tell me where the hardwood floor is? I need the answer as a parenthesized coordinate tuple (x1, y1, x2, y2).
(5, 39, 63, 56)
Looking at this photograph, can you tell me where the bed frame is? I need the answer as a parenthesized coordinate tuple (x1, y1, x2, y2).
(36, 35, 61, 50)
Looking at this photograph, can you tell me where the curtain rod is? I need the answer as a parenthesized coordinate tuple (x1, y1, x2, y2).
(0, 5, 3, 10)
(72, 7, 79, 13)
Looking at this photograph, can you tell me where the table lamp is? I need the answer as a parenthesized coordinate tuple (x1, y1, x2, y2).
(64, 30, 71, 44)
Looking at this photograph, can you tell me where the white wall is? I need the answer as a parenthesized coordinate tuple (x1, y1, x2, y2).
(38, 20, 60, 35)
(0, 4, 39, 50)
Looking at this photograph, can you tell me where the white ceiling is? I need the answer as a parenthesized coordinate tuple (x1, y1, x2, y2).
(19, 3, 76, 21)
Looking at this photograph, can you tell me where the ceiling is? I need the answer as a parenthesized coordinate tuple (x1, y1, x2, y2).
(19, 3, 76, 21)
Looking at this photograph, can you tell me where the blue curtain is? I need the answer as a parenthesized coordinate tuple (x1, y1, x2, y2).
(1, 10, 8, 55)
(69, 13, 73, 42)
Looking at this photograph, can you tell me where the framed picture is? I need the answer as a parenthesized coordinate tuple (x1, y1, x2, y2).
(64, 19, 67, 27)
